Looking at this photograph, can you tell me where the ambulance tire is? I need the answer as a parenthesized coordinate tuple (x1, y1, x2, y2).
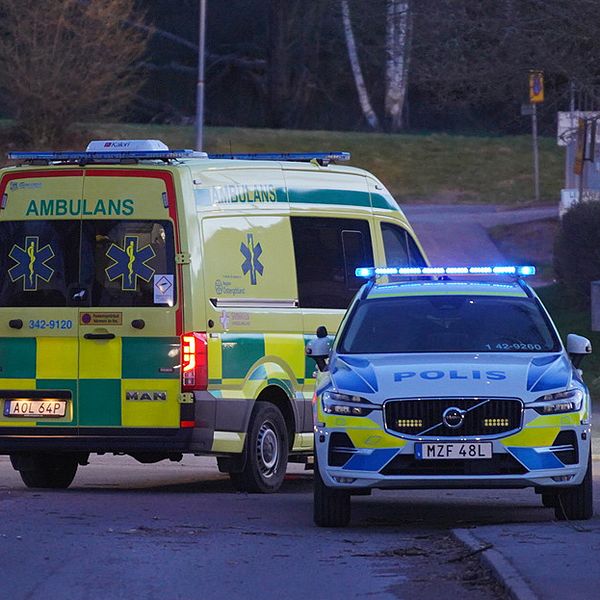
(17, 454, 78, 489)
(554, 454, 593, 521)
(229, 401, 289, 493)
(313, 456, 351, 527)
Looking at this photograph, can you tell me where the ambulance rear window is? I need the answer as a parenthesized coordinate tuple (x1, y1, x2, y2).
(83, 220, 176, 307)
(0, 220, 176, 308)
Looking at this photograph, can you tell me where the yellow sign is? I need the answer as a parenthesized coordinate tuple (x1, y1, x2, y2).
(529, 71, 544, 103)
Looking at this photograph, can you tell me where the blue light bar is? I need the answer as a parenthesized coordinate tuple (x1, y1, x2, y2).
(355, 265, 536, 278)
(206, 152, 351, 163)
(8, 149, 205, 162)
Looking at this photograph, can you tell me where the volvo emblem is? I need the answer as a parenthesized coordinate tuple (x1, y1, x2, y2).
(442, 406, 465, 429)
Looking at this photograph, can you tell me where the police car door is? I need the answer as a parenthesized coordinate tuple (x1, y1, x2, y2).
(76, 169, 180, 431)
(0, 170, 84, 430)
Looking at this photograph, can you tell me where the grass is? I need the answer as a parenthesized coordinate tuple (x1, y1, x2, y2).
(66, 122, 564, 206)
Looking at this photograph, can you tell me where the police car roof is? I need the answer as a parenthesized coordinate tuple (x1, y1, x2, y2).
(366, 279, 530, 300)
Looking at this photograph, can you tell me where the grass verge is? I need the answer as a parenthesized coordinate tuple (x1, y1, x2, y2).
(38, 122, 566, 206)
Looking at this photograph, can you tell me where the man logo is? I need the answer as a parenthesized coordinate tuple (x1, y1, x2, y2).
(125, 391, 167, 401)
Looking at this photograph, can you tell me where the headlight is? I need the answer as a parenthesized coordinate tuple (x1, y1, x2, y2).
(321, 390, 378, 416)
(532, 388, 585, 414)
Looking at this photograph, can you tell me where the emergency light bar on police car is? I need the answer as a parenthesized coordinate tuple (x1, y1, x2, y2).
(355, 265, 536, 278)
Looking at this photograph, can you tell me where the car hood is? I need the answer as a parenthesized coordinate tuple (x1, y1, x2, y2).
(326, 352, 576, 404)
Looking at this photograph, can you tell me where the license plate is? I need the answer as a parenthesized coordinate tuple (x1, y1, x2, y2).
(3, 399, 67, 418)
(415, 442, 492, 460)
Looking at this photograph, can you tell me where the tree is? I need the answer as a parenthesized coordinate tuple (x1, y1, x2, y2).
(384, 1, 412, 131)
(341, 0, 380, 129)
(0, 0, 148, 145)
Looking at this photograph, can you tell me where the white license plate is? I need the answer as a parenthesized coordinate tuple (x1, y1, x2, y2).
(416, 442, 492, 460)
(4, 400, 67, 418)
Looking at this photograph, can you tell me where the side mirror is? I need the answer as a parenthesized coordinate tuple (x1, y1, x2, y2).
(567, 333, 592, 368)
(305, 325, 331, 372)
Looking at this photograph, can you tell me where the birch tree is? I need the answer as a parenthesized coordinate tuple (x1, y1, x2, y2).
(385, 0, 411, 131)
(340, 0, 380, 129)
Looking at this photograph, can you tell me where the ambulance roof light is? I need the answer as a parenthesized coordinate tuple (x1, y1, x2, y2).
(207, 151, 351, 165)
(8, 139, 208, 163)
(355, 265, 536, 278)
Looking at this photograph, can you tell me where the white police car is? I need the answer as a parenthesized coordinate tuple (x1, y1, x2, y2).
(307, 266, 593, 527)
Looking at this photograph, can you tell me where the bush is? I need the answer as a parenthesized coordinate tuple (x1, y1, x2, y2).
(0, 0, 148, 146)
(554, 201, 600, 306)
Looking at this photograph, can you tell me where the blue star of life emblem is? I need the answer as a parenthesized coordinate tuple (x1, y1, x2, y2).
(8, 236, 55, 291)
(105, 235, 156, 291)
(240, 233, 263, 285)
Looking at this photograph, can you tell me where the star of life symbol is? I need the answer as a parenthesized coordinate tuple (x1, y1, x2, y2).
(105, 235, 156, 291)
(8, 236, 55, 291)
(240, 233, 263, 285)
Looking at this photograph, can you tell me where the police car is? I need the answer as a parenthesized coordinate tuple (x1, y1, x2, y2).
(307, 265, 593, 527)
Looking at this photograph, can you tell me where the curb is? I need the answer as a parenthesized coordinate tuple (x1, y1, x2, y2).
(452, 528, 539, 600)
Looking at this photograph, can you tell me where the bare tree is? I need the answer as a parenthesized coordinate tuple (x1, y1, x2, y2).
(385, 0, 412, 131)
(341, 0, 380, 129)
(0, 0, 148, 145)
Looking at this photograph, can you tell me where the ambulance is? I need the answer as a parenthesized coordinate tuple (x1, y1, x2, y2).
(0, 139, 427, 492)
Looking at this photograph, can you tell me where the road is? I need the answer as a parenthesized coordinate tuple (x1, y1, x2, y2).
(0, 455, 598, 600)
(403, 204, 557, 267)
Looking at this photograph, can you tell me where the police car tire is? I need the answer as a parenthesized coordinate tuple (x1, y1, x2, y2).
(313, 457, 351, 527)
(18, 455, 78, 489)
(230, 401, 288, 494)
(554, 454, 593, 521)
(541, 493, 557, 509)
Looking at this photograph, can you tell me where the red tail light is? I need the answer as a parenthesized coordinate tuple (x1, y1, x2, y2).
(181, 332, 208, 391)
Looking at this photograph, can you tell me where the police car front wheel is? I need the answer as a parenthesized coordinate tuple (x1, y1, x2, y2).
(554, 454, 593, 521)
(313, 457, 351, 527)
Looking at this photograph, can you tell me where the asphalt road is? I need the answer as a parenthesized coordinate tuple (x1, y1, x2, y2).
(1, 454, 598, 600)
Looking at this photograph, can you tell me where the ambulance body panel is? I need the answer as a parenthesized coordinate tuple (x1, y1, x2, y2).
(0, 144, 427, 491)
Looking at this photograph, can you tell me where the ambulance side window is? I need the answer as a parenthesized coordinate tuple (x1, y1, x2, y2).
(381, 223, 426, 269)
(291, 217, 373, 309)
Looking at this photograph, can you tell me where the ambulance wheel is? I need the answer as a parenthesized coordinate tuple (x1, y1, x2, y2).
(554, 454, 593, 521)
(313, 456, 351, 527)
(14, 454, 78, 489)
(230, 401, 288, 493)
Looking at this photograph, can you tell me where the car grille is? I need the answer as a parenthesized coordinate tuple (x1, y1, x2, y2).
(384, 397, 523, 438)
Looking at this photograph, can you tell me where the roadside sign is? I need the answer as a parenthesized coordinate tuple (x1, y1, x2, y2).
(521, 104, 534, 116)
(529, 71, 544, 103)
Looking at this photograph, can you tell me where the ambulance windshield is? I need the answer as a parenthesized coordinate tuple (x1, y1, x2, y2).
(0, 220, 176, 307)
(338, 295, 560, 354)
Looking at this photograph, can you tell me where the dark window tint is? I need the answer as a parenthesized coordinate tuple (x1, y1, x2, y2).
(82, 220, 176, 307)
(381, 223, 426, 268)
(338, 295, 560, 354)
(0, 220, 80, 307)
(291, 217, 373, 309)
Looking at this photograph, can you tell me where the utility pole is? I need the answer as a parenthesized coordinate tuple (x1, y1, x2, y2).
(195, 0, 207, 151)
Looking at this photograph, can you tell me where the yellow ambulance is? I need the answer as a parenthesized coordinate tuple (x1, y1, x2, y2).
(0, 139, 427, 492)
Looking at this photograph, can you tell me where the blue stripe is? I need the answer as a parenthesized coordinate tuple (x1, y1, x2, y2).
(508, 447, 565, 470)
(342, 448, 398, 471)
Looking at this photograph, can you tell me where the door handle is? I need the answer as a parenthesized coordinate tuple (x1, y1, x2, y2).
(83, 333, 115, 340)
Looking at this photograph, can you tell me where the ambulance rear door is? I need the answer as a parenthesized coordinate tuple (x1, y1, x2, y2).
(76, 169, 181, 432)
(0, 169, 84, 430)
